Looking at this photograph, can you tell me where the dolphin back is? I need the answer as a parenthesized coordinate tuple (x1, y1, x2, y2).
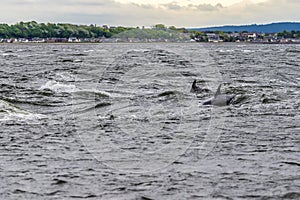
(203, 83, 235, 106)
(214, 84, 222, 97)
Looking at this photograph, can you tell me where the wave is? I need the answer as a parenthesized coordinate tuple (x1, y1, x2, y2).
(40, 80, 111, 99)
(74, 90, 110, 99)
(40, 80, 76, 93)
(74, 102, 112, 114)
(0, 99, 45, 122)
(157, 90, 181, 97)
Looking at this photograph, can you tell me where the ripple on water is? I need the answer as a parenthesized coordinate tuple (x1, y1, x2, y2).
(0, 43, 299, 199)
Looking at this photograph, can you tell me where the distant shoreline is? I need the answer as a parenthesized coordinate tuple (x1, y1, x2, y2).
(0, 41, 300, 46)
(1, 21, 300, 44)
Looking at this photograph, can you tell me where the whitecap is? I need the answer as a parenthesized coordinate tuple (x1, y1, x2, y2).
(0, 99, 46, 122)
(40, 80, 111, 98)
(40, 80, 77, 93)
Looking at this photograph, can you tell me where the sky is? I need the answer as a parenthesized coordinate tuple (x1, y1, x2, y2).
(0, 0, 299, 27)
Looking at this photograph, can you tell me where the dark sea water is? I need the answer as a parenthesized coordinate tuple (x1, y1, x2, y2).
(0, 43, 299, 199)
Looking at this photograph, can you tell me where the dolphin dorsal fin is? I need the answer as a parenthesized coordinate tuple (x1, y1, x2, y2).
(214, 84, 222, 97)
(192, 80, 197, 89)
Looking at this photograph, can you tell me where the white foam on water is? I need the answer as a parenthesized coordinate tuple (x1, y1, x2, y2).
(242, 49, 255, 53)
(0, 99, 46, 122)
(40, 80, 77, 93)
(40, 80, 111, 98)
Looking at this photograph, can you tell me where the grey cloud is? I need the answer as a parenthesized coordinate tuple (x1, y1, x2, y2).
(215, 3, 223, 8)
(191, 3, 224, 11)
(130, 3, 155, 10)
(160, 2, 224, 11)
(161, 2, 182, 10)
(2, 0, 116, 6)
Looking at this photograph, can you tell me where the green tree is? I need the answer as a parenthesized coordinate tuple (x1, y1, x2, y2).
(153, 24, 166, 30)
(0, 24, 10, 38)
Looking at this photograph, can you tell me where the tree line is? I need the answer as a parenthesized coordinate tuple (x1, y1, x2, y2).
(1, 21, 299, 41)
(0, 22, 189, 39)
(277, 30, 300, 38)
(0, 21, 131, 39)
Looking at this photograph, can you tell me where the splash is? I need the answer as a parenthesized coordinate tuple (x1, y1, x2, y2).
(0, 99, 45, 122)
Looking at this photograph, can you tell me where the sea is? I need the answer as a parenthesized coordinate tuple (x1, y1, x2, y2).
(0, 43, 299, 199)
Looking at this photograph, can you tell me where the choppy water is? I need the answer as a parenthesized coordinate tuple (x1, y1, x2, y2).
(0, 43, 299, 199)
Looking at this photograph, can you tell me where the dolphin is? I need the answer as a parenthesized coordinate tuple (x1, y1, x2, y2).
(203, 84, 235, 106)
(190, 80, 210, 93)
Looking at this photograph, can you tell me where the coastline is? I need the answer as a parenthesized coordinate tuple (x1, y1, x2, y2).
(1, 41, 300, 45)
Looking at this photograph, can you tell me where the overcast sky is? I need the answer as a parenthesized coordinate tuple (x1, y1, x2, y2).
(0, 0, 299, 27)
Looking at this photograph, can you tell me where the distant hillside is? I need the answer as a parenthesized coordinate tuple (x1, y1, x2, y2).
(190, 22, 300, 33)
(113, 29, 183, 40)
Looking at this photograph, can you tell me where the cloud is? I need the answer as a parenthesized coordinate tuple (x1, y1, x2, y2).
(131, 3, 155, 10)
(0, 0, 299, 27)
(160, 2, 224, 11)
(216, 0, 300, 25)
(161, 2, 182, 10)
(188, 3, 223, 11)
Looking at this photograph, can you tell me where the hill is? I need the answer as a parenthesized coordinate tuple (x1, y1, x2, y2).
(112, 28, 189, 42)
(190, 22, 300, 33)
